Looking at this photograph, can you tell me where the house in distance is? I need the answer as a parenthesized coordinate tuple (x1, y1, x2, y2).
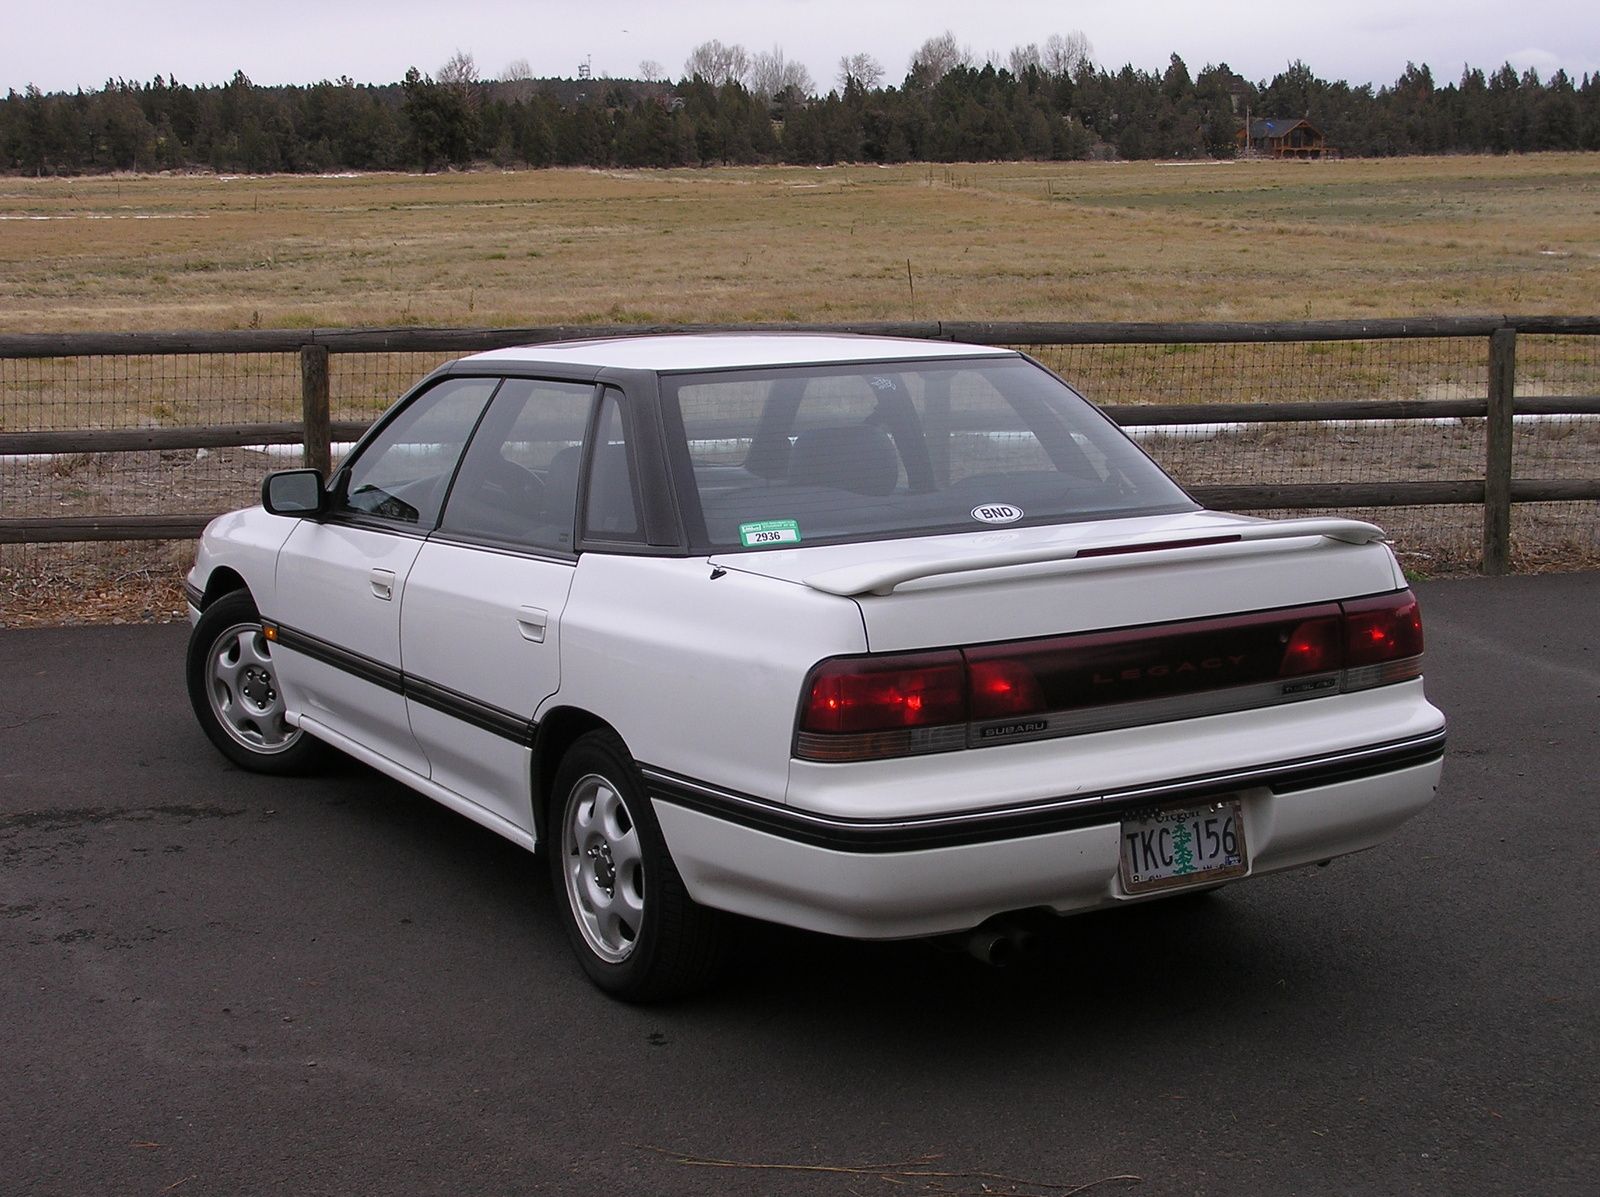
(1239, 117, 1333, 158)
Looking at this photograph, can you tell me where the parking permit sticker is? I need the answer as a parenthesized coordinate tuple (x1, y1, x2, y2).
(739, 519, 802, 547)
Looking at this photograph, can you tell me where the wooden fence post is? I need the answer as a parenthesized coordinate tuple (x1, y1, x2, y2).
(300, 343, 331, 476)
(1482, 327, 1516, 575)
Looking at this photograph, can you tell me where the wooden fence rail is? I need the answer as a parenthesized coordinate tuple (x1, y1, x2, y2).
(3, 314, 1598, 359)
(3, 318, 1598, 572)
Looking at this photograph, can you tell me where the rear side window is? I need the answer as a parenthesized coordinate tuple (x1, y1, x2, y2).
(665, 357, 1192, 550)
(583, 391, 643, 542)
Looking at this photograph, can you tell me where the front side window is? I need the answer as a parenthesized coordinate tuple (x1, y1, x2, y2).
(665, 356, 1194, 550)
(337, 377, 499, 528)
(439, 378, 596, 552)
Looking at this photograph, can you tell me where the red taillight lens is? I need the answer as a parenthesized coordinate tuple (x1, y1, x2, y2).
(800, 651, 966, 735)
(1342, 591, 1424, 666)
(968, 658, 1046, 719)
(1281, 615, 1342, 676)
(795, 590, 1424, 761)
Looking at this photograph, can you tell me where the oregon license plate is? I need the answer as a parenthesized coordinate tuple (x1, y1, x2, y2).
(1119, 800, 1248, 894)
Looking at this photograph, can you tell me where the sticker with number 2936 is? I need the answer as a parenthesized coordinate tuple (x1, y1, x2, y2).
(738, 519, 801, 548)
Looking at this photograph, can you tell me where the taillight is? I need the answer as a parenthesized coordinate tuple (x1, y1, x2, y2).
(800, 651, 965, 744)
(795, 590, 1424, 762)
(968, 658, 1046, 719)
(1341, 590, 1425, 688)
(1281, 616, 1342, 676)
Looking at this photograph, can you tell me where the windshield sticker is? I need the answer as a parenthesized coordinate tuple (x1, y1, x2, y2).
(868, 375, 899, 392)
(739, 519, 802, 548)
(971, 503, 1023, 525)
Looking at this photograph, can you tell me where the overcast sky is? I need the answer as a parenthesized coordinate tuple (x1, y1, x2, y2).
(4, 0, 1596, 95)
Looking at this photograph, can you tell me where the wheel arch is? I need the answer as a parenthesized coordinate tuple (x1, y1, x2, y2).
(530, 705, 618, 844)
(199, 566, 250, 610)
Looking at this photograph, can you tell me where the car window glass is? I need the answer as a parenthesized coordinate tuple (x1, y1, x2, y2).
(338, 377, 499, 527)
(667, 358, 1192, 549)
(944, 369, 1056, 482)
(583, 392, 642, 542)
(439, 378, 595, 551)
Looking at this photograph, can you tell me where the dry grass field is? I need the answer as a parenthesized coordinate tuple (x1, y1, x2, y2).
(2, 155, 1598, 625)
(2, 154, 1598, 332)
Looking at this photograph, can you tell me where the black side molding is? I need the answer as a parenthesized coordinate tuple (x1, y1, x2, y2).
(268, 621, 537, 746)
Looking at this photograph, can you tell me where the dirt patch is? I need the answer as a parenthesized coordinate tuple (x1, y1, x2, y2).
(0, 548, 190, 627)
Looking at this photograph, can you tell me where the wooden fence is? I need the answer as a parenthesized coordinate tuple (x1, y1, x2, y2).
(3, 316, 1599, 575)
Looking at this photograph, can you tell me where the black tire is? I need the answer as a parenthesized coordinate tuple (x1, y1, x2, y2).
(547, 730, 725, 1001)
(186, 590, 328, 774)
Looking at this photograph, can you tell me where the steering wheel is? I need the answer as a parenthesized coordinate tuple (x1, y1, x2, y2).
(478, 456, 545, 511)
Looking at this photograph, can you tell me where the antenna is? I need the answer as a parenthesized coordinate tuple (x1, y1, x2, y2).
(578, 55, 592, 80)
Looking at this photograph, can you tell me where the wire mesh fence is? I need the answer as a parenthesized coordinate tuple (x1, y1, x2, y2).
(1503, 334, 1600, 568)
(1021, 337, 1518, 574)
(2, 322, 1597, 623)
(1026, 337, 1489, 408)
(330, 351, 458, 424)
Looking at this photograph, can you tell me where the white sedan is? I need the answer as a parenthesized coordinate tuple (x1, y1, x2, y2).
(185, 334, 1446, 1000)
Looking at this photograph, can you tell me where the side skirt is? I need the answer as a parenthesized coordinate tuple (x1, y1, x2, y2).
(298, 715, 538, 853)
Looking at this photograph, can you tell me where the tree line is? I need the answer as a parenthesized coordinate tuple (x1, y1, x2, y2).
(3, 34, 1598, 176)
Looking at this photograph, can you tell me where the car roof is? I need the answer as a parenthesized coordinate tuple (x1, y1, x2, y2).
(461, 332, 1017, 373)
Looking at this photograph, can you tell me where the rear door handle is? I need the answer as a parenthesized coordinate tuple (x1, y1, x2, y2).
(370, 569, 395, 601)
(516, 605, 548, 643)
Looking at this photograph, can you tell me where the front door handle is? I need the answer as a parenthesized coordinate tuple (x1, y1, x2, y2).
(370, 569, 395, 601)
(516, 605, 548, 643)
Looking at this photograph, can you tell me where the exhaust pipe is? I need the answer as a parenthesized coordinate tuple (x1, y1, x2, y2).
(961, 920, 1037, 966)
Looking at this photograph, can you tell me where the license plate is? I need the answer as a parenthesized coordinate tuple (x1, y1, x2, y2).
(1119, 800, 1248, 894)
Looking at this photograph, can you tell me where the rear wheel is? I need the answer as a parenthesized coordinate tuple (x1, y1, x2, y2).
(548, 730, 725, 1001)
(186, 590, 327, 774)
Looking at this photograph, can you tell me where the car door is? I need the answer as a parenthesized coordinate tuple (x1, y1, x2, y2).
(270, 375, 500, 775)
(400, 377, 603, 833)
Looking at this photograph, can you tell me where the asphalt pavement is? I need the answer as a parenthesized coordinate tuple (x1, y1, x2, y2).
(1, 573, 1596, 1197)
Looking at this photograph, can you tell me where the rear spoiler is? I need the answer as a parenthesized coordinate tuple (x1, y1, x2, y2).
(803, 518, 1388, 597)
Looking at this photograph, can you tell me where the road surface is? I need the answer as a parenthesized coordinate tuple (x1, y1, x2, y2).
(2, 573, 1596, 1196)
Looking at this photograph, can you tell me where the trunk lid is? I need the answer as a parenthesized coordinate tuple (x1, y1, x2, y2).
(710, 511, 1404, 653)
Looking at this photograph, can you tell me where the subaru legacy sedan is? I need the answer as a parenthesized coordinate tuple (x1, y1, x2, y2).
(185, 334, 1445, 1000)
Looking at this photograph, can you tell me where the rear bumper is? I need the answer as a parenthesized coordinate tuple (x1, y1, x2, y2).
(647, 730, 1444, 939)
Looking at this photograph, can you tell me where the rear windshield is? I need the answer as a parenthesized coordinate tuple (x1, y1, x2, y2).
(662, 356, 1194, 551)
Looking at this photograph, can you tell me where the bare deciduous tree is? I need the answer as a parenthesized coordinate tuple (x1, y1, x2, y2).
(1043, 31, 1094, 79)
(836, 52, 884, 92)
(684, 39, 750, 87)
(500, 58, 532, 82)
(637, 59, 665, 83)
(437, 49, 479, 90)
(909, 31, 971, 82)
(748, 46, 814, 99)
(1008, 43, 1043, 76)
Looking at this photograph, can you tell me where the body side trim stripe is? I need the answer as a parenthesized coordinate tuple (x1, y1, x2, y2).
(641, 728, 1447, 853)
(404, 675, 537, 746)
(271, 622, 403, 694)
(268, 621, 536, 745)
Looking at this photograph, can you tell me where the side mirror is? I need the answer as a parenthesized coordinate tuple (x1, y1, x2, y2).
(262, 469, 327, 517)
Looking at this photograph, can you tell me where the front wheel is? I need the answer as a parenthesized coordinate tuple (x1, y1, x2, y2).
(186, 590, 327, 774)
(548, 731, 725, 1001)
